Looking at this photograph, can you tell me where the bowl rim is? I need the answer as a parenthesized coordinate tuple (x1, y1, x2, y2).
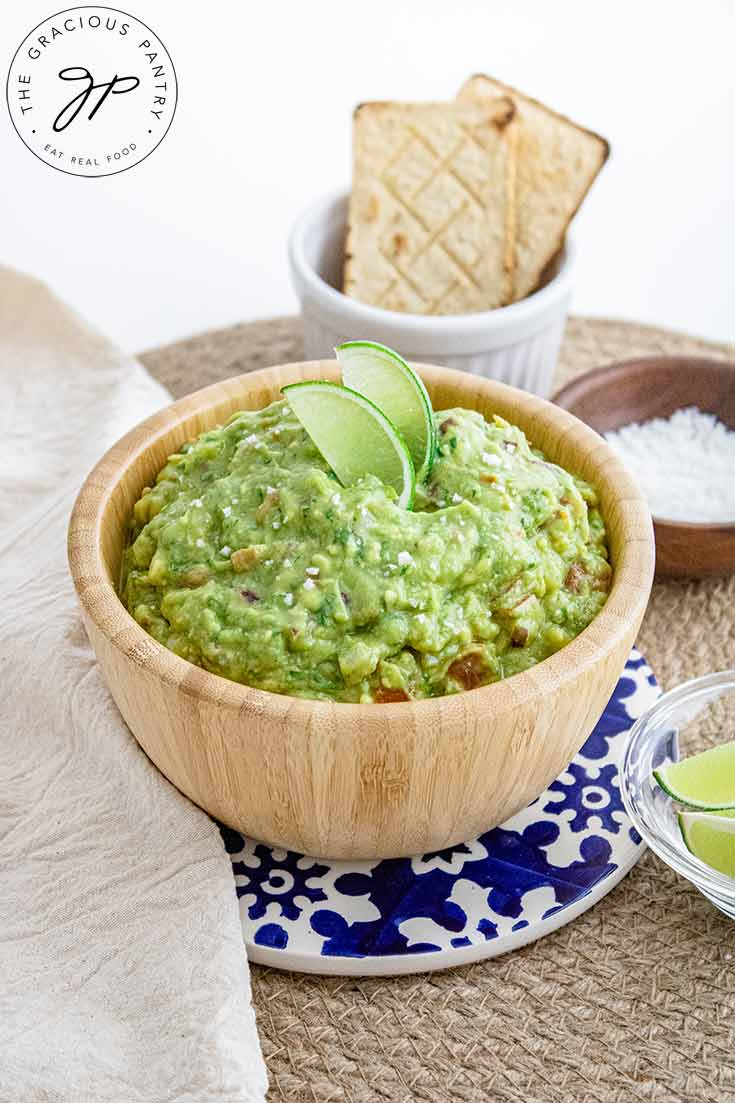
(554, 356, 735, 534)
(619, 669, 735, 898)
(288, 189, 576, 338)
(67, 359, 654, 717)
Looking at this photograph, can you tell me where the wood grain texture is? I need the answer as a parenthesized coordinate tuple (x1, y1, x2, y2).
(68, 361, 654, 859)
(554, 356, 735, 579)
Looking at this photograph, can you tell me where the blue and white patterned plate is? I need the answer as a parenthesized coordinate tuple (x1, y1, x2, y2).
(221, 650, 659, 976)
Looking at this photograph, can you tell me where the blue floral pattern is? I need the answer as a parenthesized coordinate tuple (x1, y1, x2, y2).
(224, 650, 659, 971)
(543, 761, 624, 834)
(231, 845, 329, 923)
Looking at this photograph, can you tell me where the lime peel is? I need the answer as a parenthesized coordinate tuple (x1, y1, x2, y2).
(335, 340, 437, 482)
(653, 740, 735, 811)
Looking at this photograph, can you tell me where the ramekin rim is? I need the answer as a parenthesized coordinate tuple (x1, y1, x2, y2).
(287, 188, 576, 340)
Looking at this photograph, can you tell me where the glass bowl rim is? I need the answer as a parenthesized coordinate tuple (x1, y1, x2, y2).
(620, 669, 735, 899)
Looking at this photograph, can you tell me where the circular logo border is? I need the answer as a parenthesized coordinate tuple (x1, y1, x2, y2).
(5, 4, 178, 178)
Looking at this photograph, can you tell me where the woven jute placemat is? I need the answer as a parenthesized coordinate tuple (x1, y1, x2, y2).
(142, 318, 735, 1103)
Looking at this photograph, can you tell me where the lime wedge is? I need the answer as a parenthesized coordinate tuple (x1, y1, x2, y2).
(653, 740, 735, 810)
(335, 341, 437, 481)
(283, 380, 415, 508)
(679, 810, 735, 878)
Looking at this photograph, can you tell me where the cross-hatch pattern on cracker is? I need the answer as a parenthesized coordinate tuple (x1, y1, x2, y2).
(344, 99, 516, 315)
(376, 127, 488, 313)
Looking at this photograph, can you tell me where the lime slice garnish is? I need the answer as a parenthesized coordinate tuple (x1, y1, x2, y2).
(282, 380, 415, 509)
(679, 810, 735, 877)
(653, 740, 735, 810)
(335, 340, 437, 481)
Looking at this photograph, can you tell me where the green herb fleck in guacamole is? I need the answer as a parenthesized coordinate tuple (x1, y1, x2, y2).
(122, 400, 611, 702)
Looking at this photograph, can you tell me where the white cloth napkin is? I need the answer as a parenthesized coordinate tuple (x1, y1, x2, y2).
(0, 268, 267, 1102)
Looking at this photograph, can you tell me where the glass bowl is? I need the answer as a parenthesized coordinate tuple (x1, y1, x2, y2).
(620, 670, 735, 919)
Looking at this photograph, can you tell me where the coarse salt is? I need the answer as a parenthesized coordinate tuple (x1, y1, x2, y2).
(605, 407, 735, 523)
(303, 578, 316, 590)
(222, 505, 232, 517)
(305, 566, 320, 577)
(397, 550, 413, 567)
(220, 545, 231, 557)
(482, 452, 500, 466)
(284, 593, 294, 607)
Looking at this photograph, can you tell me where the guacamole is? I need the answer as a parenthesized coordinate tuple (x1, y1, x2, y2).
(122, 400, 610, 702)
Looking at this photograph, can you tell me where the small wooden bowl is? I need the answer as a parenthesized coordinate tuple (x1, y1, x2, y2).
(68, 362, 654, 859)
(554, 357, 735, 578)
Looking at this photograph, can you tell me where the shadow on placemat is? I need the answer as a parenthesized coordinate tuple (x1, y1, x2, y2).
(141, 317, 735, 1103)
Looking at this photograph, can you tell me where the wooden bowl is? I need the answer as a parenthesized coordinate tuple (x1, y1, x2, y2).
(68, 361, 654, 859)
(554, 357, 735, 578)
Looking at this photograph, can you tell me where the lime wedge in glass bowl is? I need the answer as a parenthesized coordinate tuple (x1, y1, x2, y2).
(282, 380, 415, 509)
(619, 671, 735, 918)
(335, 340, 437, 482)
(653, 741, 735, 810)
(679, 810, 735, 878)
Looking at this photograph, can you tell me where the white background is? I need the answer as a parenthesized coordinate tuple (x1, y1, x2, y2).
(2, 0, 734, 354)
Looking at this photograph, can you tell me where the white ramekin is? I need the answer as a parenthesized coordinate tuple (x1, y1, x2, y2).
(288, 191, 575, 398)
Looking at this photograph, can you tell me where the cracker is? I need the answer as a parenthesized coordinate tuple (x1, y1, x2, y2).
(344, 98, 517, 314)
(459, 74, 609, 300)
